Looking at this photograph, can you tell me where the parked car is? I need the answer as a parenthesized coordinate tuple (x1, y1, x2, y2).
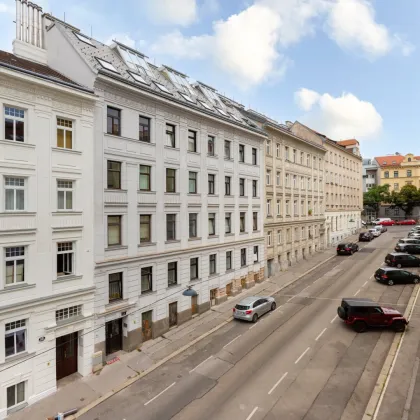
(337, 243, 359, 255)
(374, 267, 420, 285)
(377, 219, 395, 226)
(408, 232, 420, 239)
(233, 296, 276, 322)
(396, 244, 420, 254)
(398, 238, 420, 245)
(409, 227, 420, 233)
(359, 232, 373, 242)
(374, 225, 387, 233)
(369, 228, 381, 237)
(337, 298, 408, 332)
(385, 253, 420, 268)
(396, 219, 417, 225)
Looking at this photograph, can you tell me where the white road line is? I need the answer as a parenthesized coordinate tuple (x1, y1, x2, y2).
(268, 372, 288, 395)
(249, 322, 259, 329)
(246, 406, 259, 420)
(315, 327, 327, 341)
(363, 280, 368, 287)
(189, 356, 213, 373)
(287, 296, 295, 302)
(295, 347, 310, 364)
(223, 335, 241, 349)
(301, 285, 310, 293)
(354, 289, 361, 296)
(369, 274, 374, 279)
(330, 315, 338, 323)
(144, 382, 176, 406)
(402, 357, 420, 420)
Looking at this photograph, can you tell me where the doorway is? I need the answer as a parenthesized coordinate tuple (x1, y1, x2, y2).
(169, 302, 178, 327)
(56, 332, 78, 380)
(142, 311, 153, 342)
(267, 259, 273, 277)
(105, 318, 123, 355)
(210, 289, 217, 306)
(191, 295, 198, 316)
(226, 283, 232, 297)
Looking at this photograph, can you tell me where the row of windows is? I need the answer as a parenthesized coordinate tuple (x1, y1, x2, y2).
(266, 199, 322, 217)
(384, 170, 412, 178)
(266, 142, 323, 169)
(325, 172, 360, 187)
(267, 226, 321, 246)
(266, 170, 323, 190)
(328, 151, 360, 172)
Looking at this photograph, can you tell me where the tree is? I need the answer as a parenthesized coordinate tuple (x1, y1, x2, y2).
(389, 185, 420, 216)
(363, 184, 391, 213)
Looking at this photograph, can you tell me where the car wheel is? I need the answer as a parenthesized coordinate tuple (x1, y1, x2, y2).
(392, 320, 406, 332)
(414, 278, 419, 284)
(388, 279, 394, 286)
(271, 302, 276, 311)
(356, 246, 359, 252)
(353, 321, 367, 333)
(350, 250, 354, 255)
(252, 314, 258, 323)
(397, 264, 402, 268)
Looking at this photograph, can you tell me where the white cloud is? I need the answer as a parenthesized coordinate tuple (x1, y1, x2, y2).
(145, 0, 197, 26)
(326, 0, 414, 58)
(295, 88, 383, 140)
(105, 33, 136, 48)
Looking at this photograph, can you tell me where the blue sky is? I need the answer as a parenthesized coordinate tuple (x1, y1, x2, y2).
(1, 0, 418, 158)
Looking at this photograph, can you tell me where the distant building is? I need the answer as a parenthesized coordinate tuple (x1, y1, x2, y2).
(362, 158, 379, 192)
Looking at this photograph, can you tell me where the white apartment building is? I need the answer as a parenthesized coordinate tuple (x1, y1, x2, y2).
(0, 1, 96, 417)
(42, 16, 266, 361)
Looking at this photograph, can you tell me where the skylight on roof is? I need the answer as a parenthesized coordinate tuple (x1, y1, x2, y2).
(74, 32, 94, 46)
(154, 82, 172, 94)
(165, 69, 195, 97)
(96, 58, 119, 73)
(180, 93, 195, 103)
(229, 113, 241, 122)
(216, 108, 228, 117)
(117, 46, 154, 79)
(199, 101, 212, 110)
(199, 84, 225, 109)
(129, 71, 148, 85)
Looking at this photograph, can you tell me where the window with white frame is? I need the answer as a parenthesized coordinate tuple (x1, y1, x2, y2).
(5, 246, 25, 285)
(276, 172, 281, 186)
(57, 180, 73, 210)
(301, 201, 304, 215)
(266, 170, 271, 185)
(5, 177, 25, 211)
(277, 199, 281, 216)
(7, 381, 26, 410)
(286, 200, 290, 215)
(285, 173, 290, 187)
(5, 319, 26, 357)
(277, 230, 282, 244)
(56, 305, 82, 322)
(5, 106, 25, 142)
(266, 199, 272, 216)
(57, 242, 74, 276)
(57, 118, 73, 149)
(301, 226, 305, 239)
(266, 140, 271, 155)
(276, 143, 280, 158)
(267, 231, 272, 246)
(294, 200, 298, 215)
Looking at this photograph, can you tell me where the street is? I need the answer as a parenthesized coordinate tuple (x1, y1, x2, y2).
(81, 227, 417, 420)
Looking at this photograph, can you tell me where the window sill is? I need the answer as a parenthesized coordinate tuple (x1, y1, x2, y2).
(167, 283, 180, 289)
(187, 150, 200, 155)
(188, 237, 202, 241)
(225, 269, 234, 274)
(240, 232, 248, 235)
(208, 194, 219, 197)
(51, 146, 82, 155)
(253, 230, 260, 233)
(190, 277, 200, 283)
(0, 283, 35, 294)
(140, 290, 155, 296)
(138, 190, 155, 194)
(52, 211, 83, 215)
(4, 351, 34, 366)
(207, 153, 218, 158)
(105, 132, 156, 145)
(239, 195, 248, 199)
(0, 138, 35, 148)
(208, 273, 219, 279)
(53, 274, 83, 284)
(225, 232, 234, 236)
(188, 193, 201, 196)
(106, 298, 128, 307)
(165, 192, 180, 195)
(138, 242, 156, 247)
(165, 240, 180, 244)
(208, 235, 219, 239)
(164, 145, 179, 150)
(105, 245, 128, 251)
(224, 157, 233, 161)
(0, 211, 36, 215)
(105, 188, 127, 192)
(7, 402, 28, 415)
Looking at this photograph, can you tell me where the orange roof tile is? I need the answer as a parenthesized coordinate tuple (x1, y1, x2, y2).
(337, 139, 359, 146)
(375, 155, 404, 166)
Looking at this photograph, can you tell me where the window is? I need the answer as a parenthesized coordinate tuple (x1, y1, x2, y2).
(7, 382, 25, 410)
(239, 178, 245, 196)
(166, 168, 176, 192)
(139, 165, 151, 191)
(240, 212, 246, 232)
(266, 170, 271, 185)
(140, 214, 151, 242)
(293, 149, 297, 162)
(57, 118, 73, 149)
(141, 267, 153, 293)
(276, 143, 280, 158)
(138, 116, 150, 142)
(225, 213, 231, 234)
(109, 272, 123, 302)
(190, 257, 199, 280)
(253, 212, 258, 231)
(252, 180, 258, 198)
(208, 213, 216, 236)
(225, 176, 231, 195)
(254, 246, 259, 262)
(252, 148, 257, 165)
(166, 214, 176, 240)
(294, 200, 298, 215)
(5, 247, 25, 285)
(226, 251, 232, 271)
(188, 130, 197, 152)
(108, 215, 122, 246)
(56, 305, 82, 322)
(307, 177, 311, 190)
(301, 201, 304, 214)
(385, 171, 389, 178)
(166, 124, 176, 147)
(285, 146, 290, 160)
(408, 157, 412, 162)
(293, 175, 297, 188)
(5, 177, 24, 211)
(286, 200, 290, 215)
(277, 200, 281, 216)
(301, 177, 304, 190)
(189, 172, 197, 194)
(241, 248, 247, 266)
(276, 172, 281, 186)
(407, 170, 412, 177)
(57, 180, 73, 210)
(307, 154, 310, 167)
(394, 171, 399, 178)
(224, 140, 231, 159)
(5, 106, 24, 142)
(154, 82, 172, 94)
(209, 254, 216, 275)
(301, 227, 305, 239)
(285, 173, 290, 187)
(394, 183, 399, 191)
(208, 174, 215, 195)
(57, 242, 74, 276)
(267, 199, 272, 216)
(107, 161, 121, 189)
(189, 213, 198, 238)
(266, 140, 271, 155)
(96, 57, 118, 72)
(267, 231, 272, 246)
(5, 320, 26, 357)
(107, 107, 121, 135)
(277, 230, 282, 244)
(168, 262, 177, 286)
(300, 152, 304, 164)
(239, 144, 245, 162)
(208, 136, 215, 155)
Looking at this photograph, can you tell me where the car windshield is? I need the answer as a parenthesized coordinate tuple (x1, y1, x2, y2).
(235, 304, 250, 310)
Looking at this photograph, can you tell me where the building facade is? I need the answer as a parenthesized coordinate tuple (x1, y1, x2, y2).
(362, 158, 379, 192)
(0, 2, 96, 416)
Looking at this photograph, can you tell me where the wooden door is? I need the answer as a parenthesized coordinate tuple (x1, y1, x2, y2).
(142, 311, 153, 342)
(191, 296, 198, 315)
(226, 283, 232, 297)
(169, 302, 178, 327)
(56, 332, 78, 380)
(106, 319, 122, 355)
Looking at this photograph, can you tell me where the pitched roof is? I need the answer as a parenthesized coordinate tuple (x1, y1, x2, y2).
(0, 50, 90, 92)
(337, 139, 359, 146)
(375, 155, 405, 166)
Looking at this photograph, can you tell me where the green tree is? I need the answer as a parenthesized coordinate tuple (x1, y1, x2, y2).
(389, 185, 420, 216)
(363, 184, 391, 213)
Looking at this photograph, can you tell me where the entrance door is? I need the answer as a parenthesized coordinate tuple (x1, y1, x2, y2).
(191, 295, 198, 316)
(226, 283, 232, 297)
(56, 332, 78, 380)
(142, 311, 153, 342)
(210, 289, 217, 306)
(106, 319, 122, 355)
(169, 302, 178, 327)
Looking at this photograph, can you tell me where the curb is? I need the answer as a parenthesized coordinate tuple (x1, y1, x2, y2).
(362, 283, 420, 420)
(68, 251, 336, 419)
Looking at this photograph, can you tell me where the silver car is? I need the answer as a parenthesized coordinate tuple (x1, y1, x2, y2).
(233, 296, 276, 322)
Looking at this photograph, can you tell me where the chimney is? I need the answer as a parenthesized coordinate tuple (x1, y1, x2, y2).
(13, 0, 47, 64)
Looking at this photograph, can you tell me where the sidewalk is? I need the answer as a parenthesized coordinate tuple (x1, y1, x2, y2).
(9, 238, 354, 420)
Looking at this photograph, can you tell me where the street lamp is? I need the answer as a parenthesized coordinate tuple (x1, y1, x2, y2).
(182, 286, 198, 297)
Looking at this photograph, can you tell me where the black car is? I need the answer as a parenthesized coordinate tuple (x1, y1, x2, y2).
(375, 267, 420, 285)
(385, 253, 420, 268)
(337, 243, 359, 255)
(398, 244, 420, 255)
(359, 232, 373, 242)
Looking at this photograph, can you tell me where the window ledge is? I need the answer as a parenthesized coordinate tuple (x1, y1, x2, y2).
(52, 211, 83, 216)
(167, 283, 180, 289)
(3, 351, 34, 366)
(253, 230, 260, 233)
(224, 157, 233, 161)
(140, 290, 155, 296)
(164, 145, 179, 150)
(0, 283, 35, 294)
(165, 192, 180, 196)
(165, 240, 180, 244)
(207, 153, 218, 158)
(187, 150, 200, 155)
(7, 402, 28, 415)
(138, 242, 156, 247)
(105, 245, 128, 251)
(208, 273, 219, 279)
(188, 193, 201, 197)
(0, 138, 35, 148)
(188, 237, 202, 241)
(225, 269, 234, 274)
(0, 211, 36, 216)
(239, 196, 248, 199)
(208, 235, 219, 239)
(208, 194, 219, 197)
(53, 274, 83, 284)
(106, 298, 129, 309)
(105, 188, 128, 193)
(190, 277, 200, 282)
(51, 146, 82, 155)
(240, 232, 248, 235)
(225, 232, 234, 236)
(138, 190, 155, 194)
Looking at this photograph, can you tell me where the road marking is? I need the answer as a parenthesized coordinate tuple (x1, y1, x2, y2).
(402, 357, 419, 420)
(246, 406, 259, 420)
(330, 315, 338, 323)
(268, 372, 288, 395)
(315, 327, 327, 341)
(223, 335, 241, 349)
(301, 285, 310, 293)
(369, 274, 374, 279)
(295, 347, 310, 364)
(189, 356, 213, 373)
(363, 281, 368, 287)
(354, 289, 361, 296)
(144, 382, 176, 406)
(287, 296, 295, 302)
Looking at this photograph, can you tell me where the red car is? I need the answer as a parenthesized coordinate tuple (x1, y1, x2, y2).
(378, 220, 396, 226)
(396, 219, 417, 225)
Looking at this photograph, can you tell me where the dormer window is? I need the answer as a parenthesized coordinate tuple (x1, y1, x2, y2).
(408, 157, 412, 162)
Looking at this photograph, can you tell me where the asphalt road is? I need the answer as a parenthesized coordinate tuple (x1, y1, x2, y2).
(81, 227, 416, 420)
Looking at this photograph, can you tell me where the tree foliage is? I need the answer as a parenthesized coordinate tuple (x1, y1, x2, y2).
(363, 184, 391, 212)
(389, 185, 420, 216)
